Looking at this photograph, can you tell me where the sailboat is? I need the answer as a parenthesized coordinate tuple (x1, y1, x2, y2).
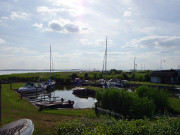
(102, 37, 123, 89)
(102, 37, 108, 88)
(41, 45, 56, 90)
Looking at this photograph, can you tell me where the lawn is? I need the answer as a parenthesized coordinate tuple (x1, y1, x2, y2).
(0, 83, 96, 135)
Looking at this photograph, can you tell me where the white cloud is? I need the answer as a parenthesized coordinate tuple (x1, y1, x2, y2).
(0, 38, 5, 44)
(139, 27, 157, 35)
(123, 36, 180, 49)
(123, 10, 131, 17)
(32, 22, 43, 29)
(0, 46, 37, 54)
(80, 39, 93, 45)
(10, 11, 30, 20)
(1, 17, 8, 20)
(37, 6, 56, 13)
(46, 19, 91, 33)
(95, 39, 113, 47)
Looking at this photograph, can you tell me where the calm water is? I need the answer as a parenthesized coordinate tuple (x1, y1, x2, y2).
(0, 70, 60, 75)
(47, 85, 96, 109)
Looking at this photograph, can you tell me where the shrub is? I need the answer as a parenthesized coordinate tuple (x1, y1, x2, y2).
(56, 117, 180, 135)
(96, 89, 155, 119)
(136, 86, 169, 113)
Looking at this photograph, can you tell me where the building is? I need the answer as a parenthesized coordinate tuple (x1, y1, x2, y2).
(151, 70, 178, 84)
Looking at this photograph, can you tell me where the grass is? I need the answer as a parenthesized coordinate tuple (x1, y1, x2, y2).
(0, 83, 96, 135)
(1, 82, 180, 134)
(168, 98, 180, 114)
(42, 109, 96, 118)
(131, 81, 180, 87)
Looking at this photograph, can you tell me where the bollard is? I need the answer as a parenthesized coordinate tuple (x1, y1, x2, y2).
(61, 98, 64, 102)
(38, 106, 43, 111)
(21, 92, 23, 99)
(95, 102, 99, 116)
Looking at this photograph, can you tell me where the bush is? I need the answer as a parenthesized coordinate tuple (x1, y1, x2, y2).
(56, 117, 180, 135)
(96, 89, 155, 119)
(136, 86, 169, 113)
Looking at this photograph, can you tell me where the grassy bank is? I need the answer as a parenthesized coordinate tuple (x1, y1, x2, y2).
(131, 81, 180, 87)
(0, 83, 96, 135)
(0, 83, 180, 134)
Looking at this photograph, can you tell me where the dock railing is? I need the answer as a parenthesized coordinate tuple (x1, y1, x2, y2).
(95, 102, 122, 119)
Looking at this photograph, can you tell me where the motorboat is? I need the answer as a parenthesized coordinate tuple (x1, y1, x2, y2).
(17, 83, 42, 93)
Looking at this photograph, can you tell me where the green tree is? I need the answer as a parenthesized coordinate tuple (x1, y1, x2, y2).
(109, 69, 117, 75)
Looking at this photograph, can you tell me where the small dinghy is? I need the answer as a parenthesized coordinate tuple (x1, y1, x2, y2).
(0, 119, 34, 135)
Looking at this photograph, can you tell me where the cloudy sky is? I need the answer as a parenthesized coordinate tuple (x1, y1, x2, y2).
(0, 0, 180, 71)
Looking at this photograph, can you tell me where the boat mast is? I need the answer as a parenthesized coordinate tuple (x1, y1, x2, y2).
(50, 44, 52, 78)
(105, 37, 108, 83)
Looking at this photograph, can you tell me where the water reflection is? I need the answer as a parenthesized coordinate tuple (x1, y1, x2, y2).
(52, 85, 97, 108)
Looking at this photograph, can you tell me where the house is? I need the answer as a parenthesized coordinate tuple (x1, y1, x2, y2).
(151, 69, 178, 84)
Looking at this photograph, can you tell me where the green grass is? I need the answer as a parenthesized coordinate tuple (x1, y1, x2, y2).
(131, 81, 180, 87)
(168, 98, 180, 113)
(0, 83, 96, 135)
(1, 83, 180, 134)
(42, 109, 96, 118)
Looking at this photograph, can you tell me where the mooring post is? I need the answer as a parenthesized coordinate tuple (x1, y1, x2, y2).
(10, 83, 12, 90)
(38, 106, 43, 111)
(21, 92, 23, 99)
(36, 88, 37, 97)
(95, 102, 98, 116)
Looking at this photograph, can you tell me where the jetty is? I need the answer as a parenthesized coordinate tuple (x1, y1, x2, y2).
(36, 99, 74, 111)
(16, 85, 74, 110)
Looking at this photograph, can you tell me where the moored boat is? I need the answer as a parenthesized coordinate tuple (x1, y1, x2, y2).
(17, 83, 42, 93)
(72, 87, 95, 96)
(42, 45, 56, 90)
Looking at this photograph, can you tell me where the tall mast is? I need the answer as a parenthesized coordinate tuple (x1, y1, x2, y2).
(105, 37, 108, 82)
(50, 44, 52, 78)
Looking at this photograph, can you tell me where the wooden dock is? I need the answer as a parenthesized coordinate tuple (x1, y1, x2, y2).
(36, 100, 74, 111)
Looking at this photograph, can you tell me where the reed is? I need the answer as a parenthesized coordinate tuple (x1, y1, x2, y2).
(96, 89, 155, 119)
(136, 86, 169, 113)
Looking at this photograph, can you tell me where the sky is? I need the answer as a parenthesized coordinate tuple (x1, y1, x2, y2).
(0, 0, 180, 71)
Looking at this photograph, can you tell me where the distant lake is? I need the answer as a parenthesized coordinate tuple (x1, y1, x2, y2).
(0, 70, 81, 75)
(0, 70, 51, 75)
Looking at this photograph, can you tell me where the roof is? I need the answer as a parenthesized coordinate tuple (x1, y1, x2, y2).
(151, 70, 178, 77)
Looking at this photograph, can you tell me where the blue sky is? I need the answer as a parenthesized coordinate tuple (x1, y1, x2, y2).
(0, 0, 180, 70)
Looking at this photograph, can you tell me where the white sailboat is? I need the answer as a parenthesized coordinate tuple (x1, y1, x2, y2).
(41, 45, 56, 90)
(102, 37, 123, 89)
(101, 37, 108, 88)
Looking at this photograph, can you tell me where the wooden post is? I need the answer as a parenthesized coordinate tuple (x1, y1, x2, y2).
(21, 92, 23, 99)
(38, 106, 43, 111)
(10, 83, 12, 90)
(36, 88, 37, 97)
(95, 102, 98, 116)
